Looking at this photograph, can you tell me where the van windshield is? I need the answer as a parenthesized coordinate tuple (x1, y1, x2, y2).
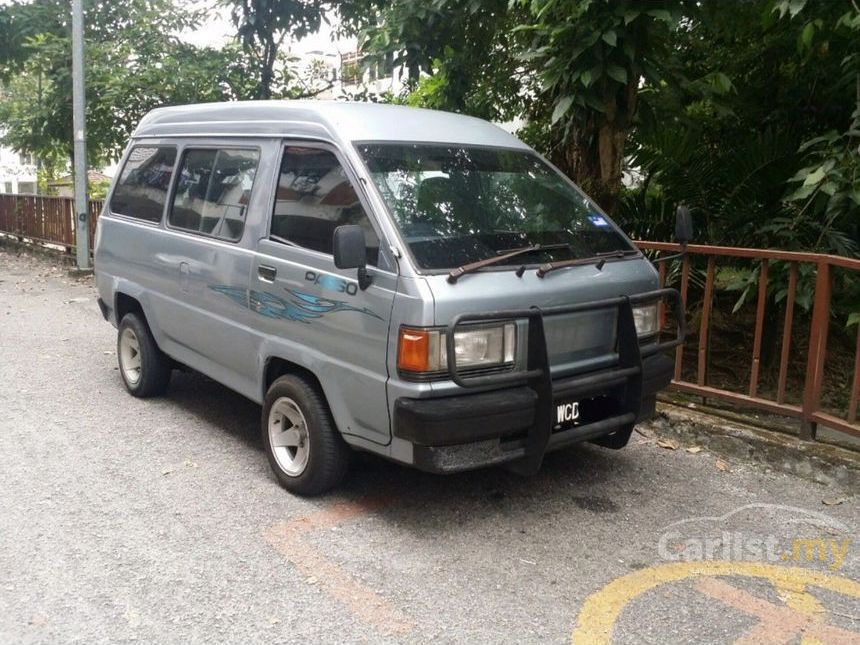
(357, 143, 634, 271)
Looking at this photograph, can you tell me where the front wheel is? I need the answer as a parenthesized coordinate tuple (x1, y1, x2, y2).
(262, 375, 350, 495)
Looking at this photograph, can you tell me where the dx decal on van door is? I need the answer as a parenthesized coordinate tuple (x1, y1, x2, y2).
(210, 285, 383, 323)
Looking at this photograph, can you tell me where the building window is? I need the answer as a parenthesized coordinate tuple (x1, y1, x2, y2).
(341, 52, 362, 85)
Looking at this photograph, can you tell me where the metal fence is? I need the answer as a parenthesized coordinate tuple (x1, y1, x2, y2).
(0, 193, 857, 442)
(0, 193, 103, 253)
(639, 241, 859, 441)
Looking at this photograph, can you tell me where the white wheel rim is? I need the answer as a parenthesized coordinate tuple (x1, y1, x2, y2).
(268, 397, 310, 477)
(119, 328, 142, 385)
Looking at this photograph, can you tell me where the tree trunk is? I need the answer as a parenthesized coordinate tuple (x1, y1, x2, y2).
(550, 78, 639, 215)
(550, 122, 625, 215)
(258, 43, 275, 100)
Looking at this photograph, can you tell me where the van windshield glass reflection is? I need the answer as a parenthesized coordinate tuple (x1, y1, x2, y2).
(358, 144, 632, 270)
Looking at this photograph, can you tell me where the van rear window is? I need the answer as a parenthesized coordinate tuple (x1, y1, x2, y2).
(168, 148, 259, 242)
(110, 146, 177, 223)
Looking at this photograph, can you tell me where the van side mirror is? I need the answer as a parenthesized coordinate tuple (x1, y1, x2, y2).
(333, 225, 371, 290)
(675, 205, 693, 247)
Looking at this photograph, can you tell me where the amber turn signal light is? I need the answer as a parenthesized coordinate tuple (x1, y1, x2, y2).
(397, 328, 431, 373)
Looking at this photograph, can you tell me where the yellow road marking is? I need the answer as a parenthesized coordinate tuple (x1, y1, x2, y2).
(775, 578, 827, 645)
(572, 561, 860, 644)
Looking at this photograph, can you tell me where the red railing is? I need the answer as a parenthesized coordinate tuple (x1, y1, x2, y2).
(0, 193, 103, 252)
(1, 194, 857, 442)
(639, 241, 860, 441)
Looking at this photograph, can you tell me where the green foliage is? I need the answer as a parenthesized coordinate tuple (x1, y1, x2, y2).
(722, 262, 816, 314)
(0, 0, 854, 280)
(0, 0, 261, 166)
(221, 0, 326, 100)
(515, 0, 686, 212)
(342, 0, 689, 213)
(627, 125, 801, 246)
(780, 1, 859, 258)
(515, 1, 680, 127)
(88, 177, 110, 200)
(342, 0, 526, 122)
(621, 0, 858, 258)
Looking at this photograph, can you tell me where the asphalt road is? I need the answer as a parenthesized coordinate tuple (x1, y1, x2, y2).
(1, 248, 858, 644)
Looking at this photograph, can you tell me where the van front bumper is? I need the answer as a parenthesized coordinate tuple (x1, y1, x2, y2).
(394, 353, 673, 473)
(393, 288, 684, 474)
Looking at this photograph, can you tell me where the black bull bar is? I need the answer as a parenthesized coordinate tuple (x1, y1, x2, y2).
(443, 288, 685, 474)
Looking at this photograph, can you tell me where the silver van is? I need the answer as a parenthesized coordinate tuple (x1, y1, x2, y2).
(94, 101, 686, 495)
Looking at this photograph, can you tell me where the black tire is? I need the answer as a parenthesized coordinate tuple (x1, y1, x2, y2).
(117, 312, 172, 397)
(262, 375, 350, 495)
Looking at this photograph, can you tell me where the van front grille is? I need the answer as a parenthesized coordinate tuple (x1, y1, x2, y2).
(543, 307, 618, 370)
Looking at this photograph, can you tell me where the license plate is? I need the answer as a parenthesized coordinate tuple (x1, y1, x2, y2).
(556, 401, 581, 427)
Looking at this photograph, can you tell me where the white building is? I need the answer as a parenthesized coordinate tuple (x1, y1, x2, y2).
(0, 144, 37, 194)
(287, 25, 408, 101)
(181, 8, 408, 102)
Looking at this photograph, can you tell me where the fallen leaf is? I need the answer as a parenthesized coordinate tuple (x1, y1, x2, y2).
(822, 497, 848, 506)
(686, 446, 703, 454)
(715, 458, 731, 472)
(656, 438, 679, 450)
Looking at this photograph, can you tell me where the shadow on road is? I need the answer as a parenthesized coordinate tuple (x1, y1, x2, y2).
(160, 367, 634, 528)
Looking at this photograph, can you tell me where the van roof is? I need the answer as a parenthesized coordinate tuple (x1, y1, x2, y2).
(132, 100, 530, 150)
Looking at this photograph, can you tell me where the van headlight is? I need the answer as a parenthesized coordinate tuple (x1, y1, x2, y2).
(632, 302, 659, 338)
(398, 323, 516, 376)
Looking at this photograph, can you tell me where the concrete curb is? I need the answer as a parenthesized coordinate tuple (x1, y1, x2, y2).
(646, 402, 860, 492)
(0, 236, 75, 265)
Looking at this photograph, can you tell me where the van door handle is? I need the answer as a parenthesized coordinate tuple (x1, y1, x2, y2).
(179, 261, 190, 293)
(258, 265, 277, 282)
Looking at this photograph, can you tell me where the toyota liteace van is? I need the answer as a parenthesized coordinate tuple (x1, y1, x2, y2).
(94, 101, 686, 495)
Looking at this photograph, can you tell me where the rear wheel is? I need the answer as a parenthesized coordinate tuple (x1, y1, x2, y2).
(262, 375, 350, 495)
(117, 313, 171, 397)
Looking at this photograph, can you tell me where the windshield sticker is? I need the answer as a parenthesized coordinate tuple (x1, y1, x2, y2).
(210, 285, 382, 323)
(588, 214, 611, 227)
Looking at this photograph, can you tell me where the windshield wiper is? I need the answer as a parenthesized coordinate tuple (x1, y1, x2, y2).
(447, 243, 570, 283)
(536, 248, 640, 278)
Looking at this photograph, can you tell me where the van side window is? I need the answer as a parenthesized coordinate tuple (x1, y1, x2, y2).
(271, 146, 379, 265)
(110, 146, 177, 222)
(168, 148, 259, 242)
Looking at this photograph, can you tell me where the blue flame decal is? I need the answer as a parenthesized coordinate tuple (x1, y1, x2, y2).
(210, 285, 382, 324)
